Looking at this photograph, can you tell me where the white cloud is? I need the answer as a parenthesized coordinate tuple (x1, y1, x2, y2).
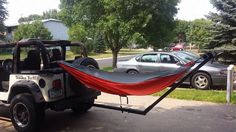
(5, 0, 60, 25)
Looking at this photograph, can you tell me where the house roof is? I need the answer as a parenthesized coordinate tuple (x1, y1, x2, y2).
(5, 19, 63, 27)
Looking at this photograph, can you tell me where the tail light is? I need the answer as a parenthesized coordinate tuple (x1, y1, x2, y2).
(52, 79, 62, 89)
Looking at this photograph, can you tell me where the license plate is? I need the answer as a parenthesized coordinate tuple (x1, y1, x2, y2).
(48, 89, 63, 98)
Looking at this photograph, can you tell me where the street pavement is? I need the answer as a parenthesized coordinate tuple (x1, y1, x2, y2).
(96, 55, 135, 68)
(0, 93, 236, 132)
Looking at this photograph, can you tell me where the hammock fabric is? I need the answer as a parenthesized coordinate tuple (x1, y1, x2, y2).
(58, 62, 193, 96)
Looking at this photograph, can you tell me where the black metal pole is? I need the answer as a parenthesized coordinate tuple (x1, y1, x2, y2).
(94, 53, 214, 115)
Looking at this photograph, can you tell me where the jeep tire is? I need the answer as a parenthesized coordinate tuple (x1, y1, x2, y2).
(69, 57, 99, 94)
(9, 94, 45, 132)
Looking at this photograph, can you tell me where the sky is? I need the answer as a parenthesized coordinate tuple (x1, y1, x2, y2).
(176, 0, 216, 21)
(5, 0, 215, 25)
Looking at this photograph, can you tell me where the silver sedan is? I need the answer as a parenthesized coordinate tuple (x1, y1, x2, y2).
(114, 51, 228, 89)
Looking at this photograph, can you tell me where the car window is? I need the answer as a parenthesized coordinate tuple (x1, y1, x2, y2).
(172, 51, 198, 62)
(160, 54, 179, 64)
(141, 54, 157, 63)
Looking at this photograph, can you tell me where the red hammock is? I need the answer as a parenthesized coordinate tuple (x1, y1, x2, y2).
(58, 62, 192, 96)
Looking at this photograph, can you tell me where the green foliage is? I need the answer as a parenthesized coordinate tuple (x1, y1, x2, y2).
(0, 0, 7, 22)
(18, 9, 59, 23)
(0, 0, 7, 40)
(13, 21, 52, 41)
(173, 20, 190, 43)
(141, 0, 179, 49)
(59, 0, 104, 27)
(68, 23, 87, 42)
(128, 32, 147, 48)
(186, 19, 213, 48)
(42, 9, 58, 19)
(59, 0, 179, 67)
(154, 88, 236, 104)
(171, 19, 212, 48)
(101, 67, 113, 72)
(207, 0, 236, 49)
(93, 31, 106, 53)
(18, 14, 42, 23)
(68, 23, 94, 53)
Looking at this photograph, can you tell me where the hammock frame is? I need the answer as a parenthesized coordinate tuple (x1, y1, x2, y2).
(93, 53, 214, 115)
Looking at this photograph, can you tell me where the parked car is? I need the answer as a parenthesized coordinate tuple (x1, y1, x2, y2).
(171, 44, 184, 51)
(114, 51, 228, 89)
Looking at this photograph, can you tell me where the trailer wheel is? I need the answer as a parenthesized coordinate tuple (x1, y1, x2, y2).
(71, 99, 94, 113)
(10, 94, 44, 132)
(69, 57, 99, 94)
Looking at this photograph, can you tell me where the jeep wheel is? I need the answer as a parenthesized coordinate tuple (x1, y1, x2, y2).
(10, 94, 45, 132)
(71, 99, 94, 114)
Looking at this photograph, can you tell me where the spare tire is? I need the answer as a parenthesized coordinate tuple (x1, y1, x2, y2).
(69, 57, 99, 95)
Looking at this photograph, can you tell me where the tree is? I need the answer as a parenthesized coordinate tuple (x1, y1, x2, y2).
(186, 19, 212, 48)
(59, 0, 179, 68)
(18, 14, 42, 23)
(42, 9, 58, 19)
(68, 23, 94, 53)
(93, 31, 106, 53)
(173, 20, 190, 43)
(13, 21, 52, 41)
(18, 9, 59, 23)
(207, 0, 236, 49)
(141, 0, 179, 49)
(0, 0, 8, 40)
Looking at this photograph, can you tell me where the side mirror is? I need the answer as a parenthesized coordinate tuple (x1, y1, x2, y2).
(176, 61, 182, 66)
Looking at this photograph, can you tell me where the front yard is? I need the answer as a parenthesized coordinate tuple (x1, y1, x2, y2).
(153, 88, 236, 104)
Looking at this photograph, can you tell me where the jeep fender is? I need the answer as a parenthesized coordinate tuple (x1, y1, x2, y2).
(8, 80, 45, 103)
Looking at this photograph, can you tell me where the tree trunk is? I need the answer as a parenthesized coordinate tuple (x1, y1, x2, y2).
(112, 50, 119, 68)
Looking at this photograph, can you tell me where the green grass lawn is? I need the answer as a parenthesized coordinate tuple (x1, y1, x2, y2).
(66, 48, 147, 60)
(101, 67, 113, 72)
(153, 88, 236, 104)
(89, 48, 147, 59)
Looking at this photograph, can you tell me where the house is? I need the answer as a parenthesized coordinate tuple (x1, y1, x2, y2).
(5, 19, 69, 41)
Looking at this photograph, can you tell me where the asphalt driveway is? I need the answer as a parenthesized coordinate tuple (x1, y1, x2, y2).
(0, 93, 236, 132)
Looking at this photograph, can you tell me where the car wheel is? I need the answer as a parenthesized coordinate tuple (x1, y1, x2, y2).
(10, 94, 44, 132)
(127, 70, 139, 74)
(71, 99, 94, 114)
(191, 72, 211, 90)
